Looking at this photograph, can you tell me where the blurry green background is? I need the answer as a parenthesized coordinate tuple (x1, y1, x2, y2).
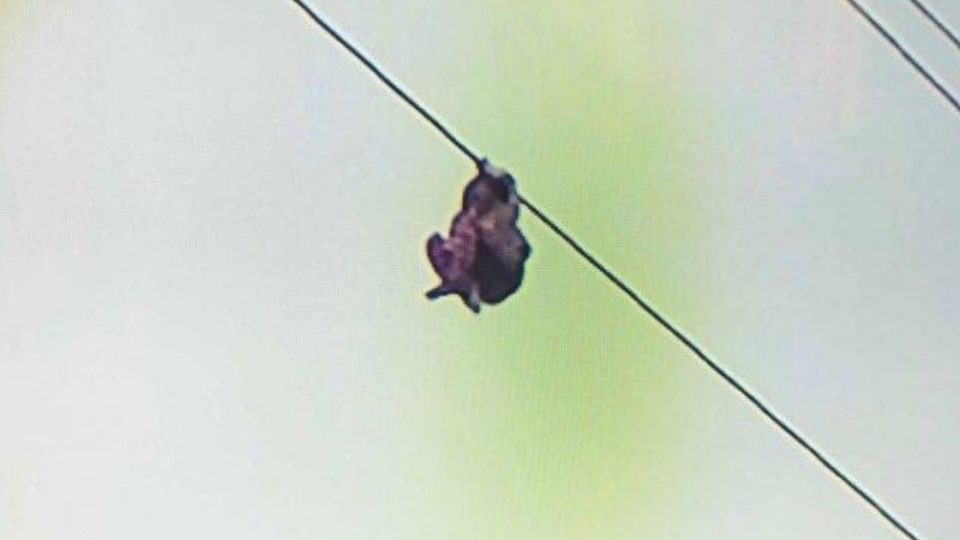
(1, 1, 958, 538)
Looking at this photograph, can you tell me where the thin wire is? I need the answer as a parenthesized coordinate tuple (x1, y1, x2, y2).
(905, 0, 960, 54)
(289, 0, 482, 165)
(844, 0, 960, 118)
(288, 1, 922, 538)
(519, 196, 921, 540)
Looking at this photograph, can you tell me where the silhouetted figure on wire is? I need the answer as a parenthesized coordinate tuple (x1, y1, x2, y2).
(425, 159, 531, 313)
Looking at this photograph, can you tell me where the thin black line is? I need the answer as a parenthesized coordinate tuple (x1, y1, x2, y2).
(844, 0, 960, 118)
(905, 0, 960, 54)
(289, 0, 483, 165)
(288, 2, 922, 538)
(519, 196, 920, 540)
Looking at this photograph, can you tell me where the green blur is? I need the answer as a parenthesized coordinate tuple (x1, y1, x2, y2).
(423, 2, 703, 538)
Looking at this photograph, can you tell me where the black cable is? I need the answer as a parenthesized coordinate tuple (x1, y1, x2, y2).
(289, 0, 483, 165)
(844, 0, 960, 118)
(519, 195, 921, 540)
(905, 0, 960, 54)
(288, 1, 922, 538)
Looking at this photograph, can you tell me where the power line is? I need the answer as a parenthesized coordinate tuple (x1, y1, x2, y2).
(905, 0, 960, 54)
(519, 195, 920, 540)
(844, 0, 960, 118)
(289, 0, 482, 165)
(287, 1, 923, 538)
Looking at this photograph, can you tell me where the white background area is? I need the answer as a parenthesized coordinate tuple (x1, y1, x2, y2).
(1, 1, 958, 538)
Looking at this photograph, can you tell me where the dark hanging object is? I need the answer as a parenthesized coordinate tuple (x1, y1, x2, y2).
(425, 159, 531, 313)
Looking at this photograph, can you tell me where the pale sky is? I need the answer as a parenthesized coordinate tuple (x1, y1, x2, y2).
(1, 1, 958, 538)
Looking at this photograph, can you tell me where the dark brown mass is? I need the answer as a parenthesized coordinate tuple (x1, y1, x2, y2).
(425, 160, 531, 313)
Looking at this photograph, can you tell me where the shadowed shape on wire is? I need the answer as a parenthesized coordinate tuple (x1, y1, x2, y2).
(425, 159, 530, 313)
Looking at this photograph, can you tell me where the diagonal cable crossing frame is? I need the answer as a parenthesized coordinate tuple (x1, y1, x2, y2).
(288, 1, 926, 537)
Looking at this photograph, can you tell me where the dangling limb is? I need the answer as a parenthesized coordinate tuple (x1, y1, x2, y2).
(425, 285, 450, 300)
(461, 287, 481, 314)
